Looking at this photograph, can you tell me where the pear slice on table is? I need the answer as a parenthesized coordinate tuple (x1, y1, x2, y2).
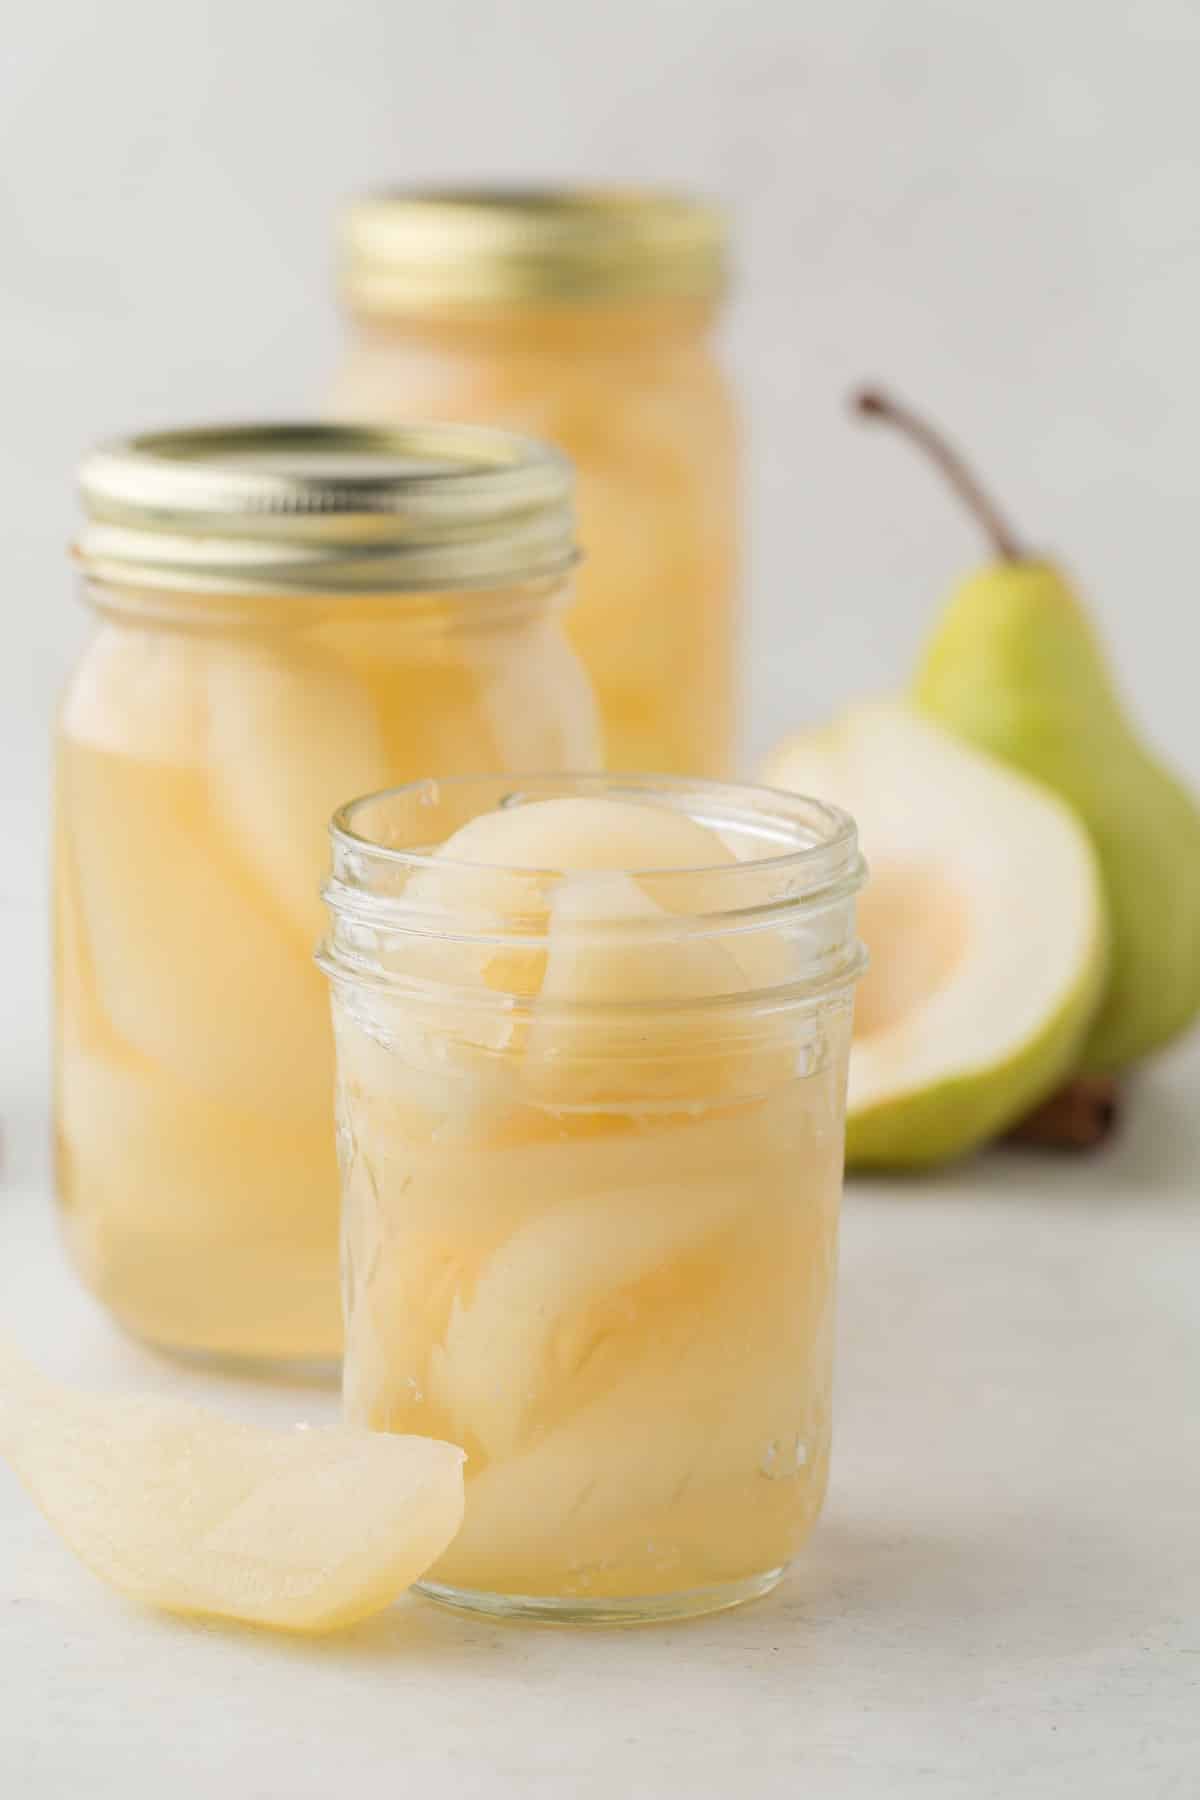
(762, 702, 1108, 1168)
(855, 386, 1200, 1074)
(0, 1340, 464, 1634)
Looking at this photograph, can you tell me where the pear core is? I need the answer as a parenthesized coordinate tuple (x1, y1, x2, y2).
(762, 701, 1108, 1166)
(852, 861, 971, 1043)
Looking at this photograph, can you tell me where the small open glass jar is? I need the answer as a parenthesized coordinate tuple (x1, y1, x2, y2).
(332, 189, 738, 777)
(320, 774, 866, 1622)
(56, 424, 598, 1369)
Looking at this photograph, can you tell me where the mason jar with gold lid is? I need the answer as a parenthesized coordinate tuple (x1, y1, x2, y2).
(332, 189, 738, 779)
(55, 422, 598, 1369)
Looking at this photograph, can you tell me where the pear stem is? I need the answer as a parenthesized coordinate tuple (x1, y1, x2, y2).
(852, 387, 1028, 563)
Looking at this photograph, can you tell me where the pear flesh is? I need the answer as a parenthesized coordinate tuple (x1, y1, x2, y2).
(914, 561, 1200, 1072)
(762, 702, 1108, 1167)
(0, 1343, 465, 1633)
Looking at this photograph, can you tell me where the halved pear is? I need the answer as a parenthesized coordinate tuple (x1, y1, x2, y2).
(851, 384, 1200, 1073)
(761, 701, 1108, 1167)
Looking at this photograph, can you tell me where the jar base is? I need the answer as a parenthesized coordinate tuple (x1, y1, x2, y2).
(414, 1565, 786, 1626)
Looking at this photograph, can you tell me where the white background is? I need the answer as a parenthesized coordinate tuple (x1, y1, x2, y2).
(1, 4, 1198, 1793)
(4, 0, 1200, 907)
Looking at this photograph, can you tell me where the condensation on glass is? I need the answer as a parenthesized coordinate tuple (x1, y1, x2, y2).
(332, 189, 738, 779)
(320, 774, 866, 1622)
(55, 423, 599, 1368)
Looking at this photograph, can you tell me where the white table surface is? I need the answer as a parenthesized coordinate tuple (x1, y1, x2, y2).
(1, 928, 1197, 1798)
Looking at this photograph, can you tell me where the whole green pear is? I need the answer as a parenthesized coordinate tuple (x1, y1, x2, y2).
(856, 388, 1200, 1073)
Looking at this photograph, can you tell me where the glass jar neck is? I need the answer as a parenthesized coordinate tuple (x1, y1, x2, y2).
(320, 776, 866, 1014)
(80, 573, 572, 635)
(346, 295, 722, 358)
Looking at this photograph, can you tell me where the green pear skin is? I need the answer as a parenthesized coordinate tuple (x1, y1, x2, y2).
(914, 562, 1200, 1072)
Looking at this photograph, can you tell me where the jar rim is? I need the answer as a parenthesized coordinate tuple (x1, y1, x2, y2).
(330, 771, 856, 881)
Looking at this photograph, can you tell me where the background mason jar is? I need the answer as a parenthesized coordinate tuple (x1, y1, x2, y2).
(333, 190, 739, 780)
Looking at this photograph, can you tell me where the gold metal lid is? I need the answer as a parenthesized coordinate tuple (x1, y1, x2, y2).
(76, 422, 578, 595)
(340, 188, 729, 312)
